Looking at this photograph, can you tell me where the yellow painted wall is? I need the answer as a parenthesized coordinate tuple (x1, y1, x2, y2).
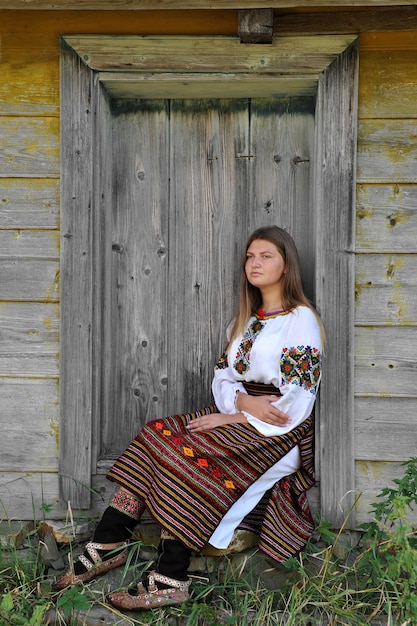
(0, 9, 416, 521)
(0, 10, 237, 114)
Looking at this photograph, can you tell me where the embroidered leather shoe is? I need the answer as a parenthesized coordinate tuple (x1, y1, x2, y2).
(106, 570, 191, 611)
(51, 540, 130, 590)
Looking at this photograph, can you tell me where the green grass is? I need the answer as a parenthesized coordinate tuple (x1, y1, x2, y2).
(0, 458, 416, 625)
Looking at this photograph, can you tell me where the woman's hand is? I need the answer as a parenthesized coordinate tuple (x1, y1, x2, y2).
(186, 412, 247, 433)
(236, 393, 290, 426)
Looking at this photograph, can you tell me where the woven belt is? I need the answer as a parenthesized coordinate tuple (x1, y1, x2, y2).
(243, 381, 282, 397)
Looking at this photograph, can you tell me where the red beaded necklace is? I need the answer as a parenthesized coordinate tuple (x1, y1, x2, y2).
(256, 307, 289, 320)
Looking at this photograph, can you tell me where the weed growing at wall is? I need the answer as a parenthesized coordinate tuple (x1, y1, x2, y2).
(357, 456, 417, 623)
(0, 523, 51, 625)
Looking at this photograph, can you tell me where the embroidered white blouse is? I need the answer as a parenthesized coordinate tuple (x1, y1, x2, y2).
(211, 305, 323, 436)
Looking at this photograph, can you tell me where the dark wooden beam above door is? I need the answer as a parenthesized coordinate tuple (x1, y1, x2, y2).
(239, 9, 274, 44)
(274, 6, 417, 35)
(2, 2, 417, 35)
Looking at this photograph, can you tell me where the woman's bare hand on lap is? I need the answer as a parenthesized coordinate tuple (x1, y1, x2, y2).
(236, 393, 290, 426)
(186, 413, 247, 432)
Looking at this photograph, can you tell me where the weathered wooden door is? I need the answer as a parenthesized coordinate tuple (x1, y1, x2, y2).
(61, 38, 358, 524)
(99, 97, 315, 459)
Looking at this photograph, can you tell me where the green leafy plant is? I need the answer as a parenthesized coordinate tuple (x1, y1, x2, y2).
(0, 591, 50, 625)
(357, 457, 417, 623)
(39, 502, 54, 516)
(0, 557, 51, 626)
(55, 585, 91, 618)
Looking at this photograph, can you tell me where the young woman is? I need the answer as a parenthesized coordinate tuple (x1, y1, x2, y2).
(52, 225, 324, 612)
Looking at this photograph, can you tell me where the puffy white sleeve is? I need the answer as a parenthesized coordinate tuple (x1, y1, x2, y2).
(245, 307, 322, 436)
(211, 349, 247, 415)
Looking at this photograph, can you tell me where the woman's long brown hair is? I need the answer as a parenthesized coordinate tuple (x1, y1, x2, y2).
(228, 225, 326, 345)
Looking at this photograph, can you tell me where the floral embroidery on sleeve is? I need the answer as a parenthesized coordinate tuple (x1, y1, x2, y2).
(214, 349, 228, 370)
(280, 346, 321, 393)
(233, 319, 265, 375)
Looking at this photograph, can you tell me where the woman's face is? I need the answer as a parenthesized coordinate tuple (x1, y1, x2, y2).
(245, 239, 286, 290)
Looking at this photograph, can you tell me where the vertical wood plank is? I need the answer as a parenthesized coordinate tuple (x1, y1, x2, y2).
(314, 40, 359, 527)
(249, 97, 315, 299)
(168, 99, 249, 413)
(91, 81, 114, 466)
(59, 41, 94, 508)
(107, 99, 170, 449)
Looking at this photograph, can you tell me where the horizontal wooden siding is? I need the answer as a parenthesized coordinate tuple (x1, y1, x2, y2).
(355, 33, 417, 523)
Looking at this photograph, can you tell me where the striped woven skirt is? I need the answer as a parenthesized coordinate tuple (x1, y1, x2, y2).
(106, 400, 315, 559)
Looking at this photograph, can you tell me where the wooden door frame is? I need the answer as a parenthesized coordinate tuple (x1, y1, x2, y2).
(60, 35, 358, 528)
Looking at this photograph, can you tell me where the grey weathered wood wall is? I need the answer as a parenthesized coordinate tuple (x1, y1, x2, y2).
(353, 39, 417, 523)
(1, 6, 416, 529)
